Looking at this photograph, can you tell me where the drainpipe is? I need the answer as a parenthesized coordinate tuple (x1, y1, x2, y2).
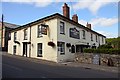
(29, 25, 31, 57)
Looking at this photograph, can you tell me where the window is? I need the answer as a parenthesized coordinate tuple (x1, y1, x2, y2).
(37, 43, 42, 57)
(82, 30, 85, 39)
(57, 42, 65, 55)
(14, 32, 17, 41)
(24, 29, 27, 40)
(102, 37, 104, 43)
(96, 35, 98, 42)
(8, 33, 11, 40)
(91, 33, 93, 41)
(13, 45, 16, 55)
(60, 21, 65, 34)
(38, 25, 42, 37)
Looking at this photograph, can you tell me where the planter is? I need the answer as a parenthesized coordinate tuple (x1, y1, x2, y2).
(66, 43, 71, 47)
(48, 41, 55, 47)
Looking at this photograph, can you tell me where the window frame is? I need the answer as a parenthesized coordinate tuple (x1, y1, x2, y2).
(37, 43, 42, 57)
(13, 45, 16, 55)
(14, 32, 17, 41)
(96, 35, 98, 42)
(24, 29, 28, 40)
(60, 21, 65, 34)
(37, 25, 42, 38)
(82, 30, 86, 39)
(57, 42, 65, 55)
(91, 33, 93, 41)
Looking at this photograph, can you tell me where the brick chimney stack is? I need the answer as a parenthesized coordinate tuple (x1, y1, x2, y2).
(63, 3, 70, 18)
(72, 14, 78, 23)
(86, 22, 91, 29)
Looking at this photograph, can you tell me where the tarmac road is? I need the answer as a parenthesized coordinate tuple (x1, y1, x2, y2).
(2, 53, 119, 78)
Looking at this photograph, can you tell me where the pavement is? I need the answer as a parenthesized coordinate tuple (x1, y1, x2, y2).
(2, 51, 119, 74)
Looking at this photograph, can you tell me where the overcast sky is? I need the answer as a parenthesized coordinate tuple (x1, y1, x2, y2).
(1, 0, 119, 38)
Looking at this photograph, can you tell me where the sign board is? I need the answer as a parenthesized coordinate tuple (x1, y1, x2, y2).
(93, 54, 100, 65)
(69, 28, 80, 39)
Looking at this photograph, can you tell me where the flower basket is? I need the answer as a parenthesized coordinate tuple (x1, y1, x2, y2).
(66, 43, 71, 47)
(48, 41, 55, 47)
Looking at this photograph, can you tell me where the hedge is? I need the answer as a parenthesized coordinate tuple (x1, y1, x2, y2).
(83, 48, 120, 54)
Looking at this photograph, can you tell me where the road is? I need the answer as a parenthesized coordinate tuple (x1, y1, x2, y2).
(2, 53, 119, 78)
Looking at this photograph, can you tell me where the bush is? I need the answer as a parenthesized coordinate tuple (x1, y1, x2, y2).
(83, 48, 120, 54)
(98, 44, 113, 49)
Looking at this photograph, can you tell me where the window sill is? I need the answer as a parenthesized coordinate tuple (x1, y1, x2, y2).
(37, 55, 42, 57)
(60, 33, 65, 35)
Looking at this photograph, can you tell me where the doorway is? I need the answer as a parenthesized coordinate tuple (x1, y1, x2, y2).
(23, 42, 27, 57)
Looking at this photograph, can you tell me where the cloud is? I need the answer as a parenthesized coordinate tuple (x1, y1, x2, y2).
(72, 0, 119, 15)
(78, 17, 118, 27)
(96, 31, 117, 38)
(1, 0, 54, 7)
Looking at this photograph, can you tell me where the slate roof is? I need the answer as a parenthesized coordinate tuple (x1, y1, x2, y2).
(10, 13, 106, 38)
(0, 21, 20, 29)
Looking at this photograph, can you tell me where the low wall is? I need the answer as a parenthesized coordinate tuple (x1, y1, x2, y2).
(75, 53, 120, 67)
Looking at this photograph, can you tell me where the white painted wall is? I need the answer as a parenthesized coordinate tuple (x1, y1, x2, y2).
(8, 17, 106, 63)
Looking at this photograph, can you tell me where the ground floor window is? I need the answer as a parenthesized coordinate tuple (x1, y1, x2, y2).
(37, 43, 42, 57)
(57, 42, 65, 55)
(13, 45, 16, 55)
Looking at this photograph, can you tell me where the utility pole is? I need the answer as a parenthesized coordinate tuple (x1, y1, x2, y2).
(1, 14, 4, 49)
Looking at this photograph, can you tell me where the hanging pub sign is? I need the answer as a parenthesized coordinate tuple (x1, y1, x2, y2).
(41, 24, 48, 35)
(69, 27, 80, 39)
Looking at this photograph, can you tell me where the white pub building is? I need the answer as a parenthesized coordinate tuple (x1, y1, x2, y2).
(8, 3, 106, 62)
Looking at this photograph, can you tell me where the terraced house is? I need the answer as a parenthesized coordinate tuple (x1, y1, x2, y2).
(8, 3, 106, 62)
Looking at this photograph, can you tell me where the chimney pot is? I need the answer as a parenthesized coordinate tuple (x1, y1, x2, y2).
(72, 14, 78, 23)
(86, 22, 91, 29)
(63, 3, 70, 18)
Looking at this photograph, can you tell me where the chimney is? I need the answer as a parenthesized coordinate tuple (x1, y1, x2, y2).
(72, 14, 78, 23)
(63, 3, 70, 18)
(86, 22, 91, 29)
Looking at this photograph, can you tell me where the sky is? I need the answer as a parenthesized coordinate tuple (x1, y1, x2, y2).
(1, 0, 119, 38)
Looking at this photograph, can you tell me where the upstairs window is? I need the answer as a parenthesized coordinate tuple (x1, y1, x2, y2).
(102, 37, 104, 43)
(38, 25, 42, 37)
(8, 33, 11, 40)
(91, 33, 93, 41)
(96, 35, 98, 42)
(24, 29, 28, 40)
(14, 32, 17, 41)
(60, 21, 65, 34)
(57, 42, 65, 55)
(82, 30, 85, 39)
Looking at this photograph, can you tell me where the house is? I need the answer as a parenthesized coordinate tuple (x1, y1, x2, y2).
(0, 21, 19, 51)
(8, 3, 106, 62)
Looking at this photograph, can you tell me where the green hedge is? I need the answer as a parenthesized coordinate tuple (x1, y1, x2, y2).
(83, 48, 120, 54)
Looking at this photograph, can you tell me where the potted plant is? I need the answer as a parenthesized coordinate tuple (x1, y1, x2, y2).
(66, 43, 71, 47)
(48, 41, 55, 47)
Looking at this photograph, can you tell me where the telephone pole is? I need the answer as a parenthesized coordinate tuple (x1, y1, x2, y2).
(1, 14, 4, 49)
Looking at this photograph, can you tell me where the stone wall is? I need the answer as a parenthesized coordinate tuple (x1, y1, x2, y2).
(75, 53, 120, 67)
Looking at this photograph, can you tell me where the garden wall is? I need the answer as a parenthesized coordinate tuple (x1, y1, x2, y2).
(75, 53, 120, 67)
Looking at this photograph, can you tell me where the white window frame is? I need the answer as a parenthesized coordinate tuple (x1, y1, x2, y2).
(60, 21, 65, 34)
(37, 43, 42, 57)
(82, 30, 85, 39)
(38, 25, 42, 37)
(24, 29, 28, 40)
(58, 42, 65, 55)
(14, 32, 17, 41)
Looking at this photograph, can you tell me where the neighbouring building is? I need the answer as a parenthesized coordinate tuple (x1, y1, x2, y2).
(0, 21, 19, 51)
(8, 3, 106, 62)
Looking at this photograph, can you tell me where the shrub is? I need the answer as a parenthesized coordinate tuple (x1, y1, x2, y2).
(83, 48, 120, 54)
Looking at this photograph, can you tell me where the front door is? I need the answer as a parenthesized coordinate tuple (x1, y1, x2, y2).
(23, 43, 27, 57)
